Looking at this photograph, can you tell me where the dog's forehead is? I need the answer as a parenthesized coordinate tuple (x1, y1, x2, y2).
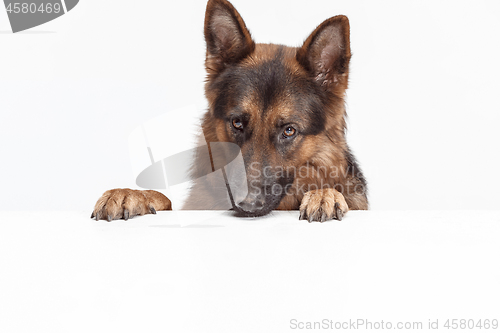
(242, 43, 298, 67)
(211, 43, 326, 133)
(239, 92, 295, 125)
(235, 44, 305, 118)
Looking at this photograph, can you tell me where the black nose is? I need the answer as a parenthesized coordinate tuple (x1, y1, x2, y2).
(235, 193, 266, 216)
(236, 196, 265, 213)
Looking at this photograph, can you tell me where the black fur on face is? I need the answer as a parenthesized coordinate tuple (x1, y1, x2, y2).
(199, 0, 367, 216)
(206, 45, 338, 216)
(209, 47, 329, 136)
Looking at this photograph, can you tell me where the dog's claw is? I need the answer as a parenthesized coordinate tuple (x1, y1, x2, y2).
(150, 207, 156, 214)
(123, 209, 129, 221)
(334, 202, 343, 221)
(95, 212, 100, 221)
(91, 211, 95, 219)
(107, 214, 112, 222)
(299, 211, 306, 220)
(320, 212, 327, 222)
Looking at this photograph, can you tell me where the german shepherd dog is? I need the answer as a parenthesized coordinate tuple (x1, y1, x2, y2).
(91, 0, 368, 222)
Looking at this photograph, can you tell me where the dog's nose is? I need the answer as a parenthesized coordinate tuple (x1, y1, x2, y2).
(236, 196, 265, 213)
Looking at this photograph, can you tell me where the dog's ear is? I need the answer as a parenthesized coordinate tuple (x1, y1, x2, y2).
(204, 0, 255, 74)
(297, 15, 351, 91)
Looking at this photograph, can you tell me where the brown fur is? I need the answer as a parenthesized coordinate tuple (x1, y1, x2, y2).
(91, 189, 171, 221)
(91, 0, 368, 222)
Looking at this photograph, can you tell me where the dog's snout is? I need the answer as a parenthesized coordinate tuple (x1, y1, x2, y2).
(236, 196, 265, 213)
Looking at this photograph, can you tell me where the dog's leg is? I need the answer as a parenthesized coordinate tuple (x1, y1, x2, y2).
(299, 188, 349, 222)
(91, 189, 171, 221)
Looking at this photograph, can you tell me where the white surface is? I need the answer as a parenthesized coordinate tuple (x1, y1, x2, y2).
(1, 1, 500, 211)
(1, 211, 499, 332)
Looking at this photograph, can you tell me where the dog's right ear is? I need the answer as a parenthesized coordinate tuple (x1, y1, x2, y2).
(204, 0, 255, 75)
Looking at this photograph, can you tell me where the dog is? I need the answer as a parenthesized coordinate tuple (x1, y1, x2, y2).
(91, 0, 368, 222)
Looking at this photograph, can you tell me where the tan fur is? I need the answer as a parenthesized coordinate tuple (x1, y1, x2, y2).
(91, 189, 171, 221)
(91, 0, 368, 222)
(299, 188, 349, 222)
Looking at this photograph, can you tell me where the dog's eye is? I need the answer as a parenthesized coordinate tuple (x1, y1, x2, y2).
(283, 126, 296, 138)
(232, 118, 243, 130)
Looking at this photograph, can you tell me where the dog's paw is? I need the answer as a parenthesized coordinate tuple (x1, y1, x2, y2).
(299, 188, 349, 222)
(91, 189, 171, 222)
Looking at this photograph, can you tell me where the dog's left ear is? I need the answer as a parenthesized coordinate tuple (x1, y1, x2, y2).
(297, 15, 351, 91)
(204, 0, 255, 75)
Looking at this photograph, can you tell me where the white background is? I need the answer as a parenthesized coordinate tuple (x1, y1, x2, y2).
(1, 0, 500, 211)
(1, 3, 500, 333)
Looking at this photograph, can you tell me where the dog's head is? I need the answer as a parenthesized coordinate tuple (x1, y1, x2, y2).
(202, 0, 351, 216)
